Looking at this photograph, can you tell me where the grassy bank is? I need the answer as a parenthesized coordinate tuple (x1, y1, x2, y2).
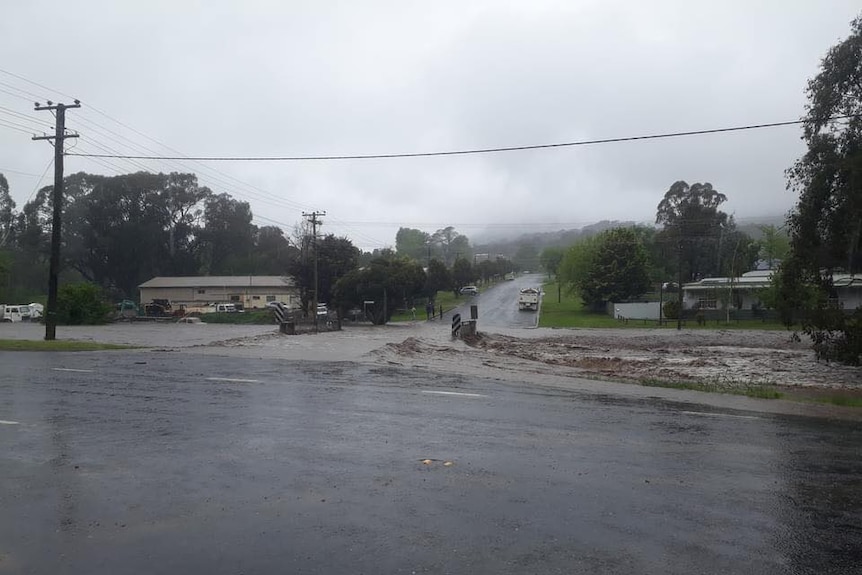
(0, 339, 134, 351)
(539, 281, 788, 330)
(390, 289, 478, 322)
(538, 282, 621, 328)
(640, 378, 784, 399)
(194, 310, 274, 324)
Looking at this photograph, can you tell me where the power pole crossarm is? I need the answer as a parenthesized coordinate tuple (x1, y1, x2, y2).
(32, 100, 81, 341)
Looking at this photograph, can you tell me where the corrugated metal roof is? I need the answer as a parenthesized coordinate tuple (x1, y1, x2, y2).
(833, 274, 862, 288)
(684, 273, 861, 291)
(139, 276, 296, 289)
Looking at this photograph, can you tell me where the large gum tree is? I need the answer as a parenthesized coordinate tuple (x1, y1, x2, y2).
(782, 14, 862, 364)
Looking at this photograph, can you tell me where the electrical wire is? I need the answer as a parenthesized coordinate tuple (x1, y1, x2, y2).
(0, 120, 33, 135)
(0, 86, 34, 104)
(6, 66, 783, 250)
(65, 115, 860, 162)
(0, 158, 53, 247)
(0, 105, 54, 128)
(0, 167, 43, 178)
(0, 79, 44, 102)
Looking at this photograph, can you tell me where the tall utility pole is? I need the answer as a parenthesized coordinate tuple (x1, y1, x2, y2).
(303, 211, 325, 331)
(677, 239, 684, 331)
(33, 100, 80, 341)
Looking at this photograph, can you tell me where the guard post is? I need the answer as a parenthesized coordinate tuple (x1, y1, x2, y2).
(451, 313, 461, 338)
(274, 302, 294, 335)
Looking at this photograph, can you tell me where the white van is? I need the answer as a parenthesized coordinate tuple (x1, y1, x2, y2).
(1, 305, 31, 322)
(212, 303, 238, 313)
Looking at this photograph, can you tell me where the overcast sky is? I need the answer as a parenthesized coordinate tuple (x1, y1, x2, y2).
(1, 1, 859, 250)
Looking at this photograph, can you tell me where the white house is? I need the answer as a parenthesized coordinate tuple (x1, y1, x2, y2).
(682, 271, 862, 311)
(682, 271, 773, 311)
(832, 274, 862, 310)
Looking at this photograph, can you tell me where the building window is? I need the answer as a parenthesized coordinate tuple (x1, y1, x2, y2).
(697, 295, 717, 309)
(197, 289, 205, 294)
(266, 295, 276, 302)
(252, 295, 260, 300)
(229, 295, 240, 302)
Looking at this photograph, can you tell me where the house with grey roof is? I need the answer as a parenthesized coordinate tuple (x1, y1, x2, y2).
(682, 271, 862, 311)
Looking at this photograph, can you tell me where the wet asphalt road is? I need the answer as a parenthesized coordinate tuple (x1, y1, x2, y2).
(2, 351, 861, 574)
(455, 274, 543, 329)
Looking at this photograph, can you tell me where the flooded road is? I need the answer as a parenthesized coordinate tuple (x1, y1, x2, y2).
(452, 273, 544, 329)
(2, 351, 860, 574)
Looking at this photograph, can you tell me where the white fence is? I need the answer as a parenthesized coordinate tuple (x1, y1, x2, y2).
(608, 302, 661, 320)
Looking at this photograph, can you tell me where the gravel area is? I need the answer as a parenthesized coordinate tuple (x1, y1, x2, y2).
(468, 329, 861, 389)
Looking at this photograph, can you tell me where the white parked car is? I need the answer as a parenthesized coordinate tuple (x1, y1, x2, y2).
(459, 286, 479, 296)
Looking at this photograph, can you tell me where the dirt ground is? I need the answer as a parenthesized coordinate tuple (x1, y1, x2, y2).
(367, 326, 862, 397)
(466, 329, 861, 390)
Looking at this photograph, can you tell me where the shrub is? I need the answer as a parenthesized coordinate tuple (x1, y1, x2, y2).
(57, 282, 113, 325)
(663, 300, 680, 320)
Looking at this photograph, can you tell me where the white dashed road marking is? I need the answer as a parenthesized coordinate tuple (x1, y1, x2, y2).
(422, 390, 488, 398)
(206, 377, 260, 384)
(51, 368, 94, 373)
(0, 420, 20, 425)
(681, 411, 761, 420)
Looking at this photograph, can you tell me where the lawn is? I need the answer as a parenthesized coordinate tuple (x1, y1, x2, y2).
(196, 310, 274, 324)
(390, 288, 487, 323)
(539, 281, 789, 330)
(538, 282, 623, 328)
(0, 339, 134, 351)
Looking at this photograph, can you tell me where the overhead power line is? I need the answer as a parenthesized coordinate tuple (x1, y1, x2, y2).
(64, 115, 859, 162)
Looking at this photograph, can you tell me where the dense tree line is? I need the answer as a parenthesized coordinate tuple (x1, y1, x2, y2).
(0, 172, 503, 325)
(0, 171, 297, 302)
(551, 182, 761, 311)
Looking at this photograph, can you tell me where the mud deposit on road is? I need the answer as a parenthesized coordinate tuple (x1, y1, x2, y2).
(380, 329, 861, 391)
(6, 321, 858, 391)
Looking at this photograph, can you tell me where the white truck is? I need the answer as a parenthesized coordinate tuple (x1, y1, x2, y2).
(518, 287, 540, 311)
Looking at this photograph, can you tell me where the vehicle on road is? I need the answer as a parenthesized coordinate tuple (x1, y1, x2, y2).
(460, 286, 479, 296)
(518, 287, 540, 311)
(212, 303, 238, 313)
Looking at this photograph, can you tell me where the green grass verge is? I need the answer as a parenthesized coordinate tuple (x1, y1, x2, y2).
(639, 378, 784, 399)
(0, 339, 134, 351)
(194, 311, 274, 324)
(814, 395, 862, 408)
(673, 319, 788, 331)
(389, 289, 480, 322)
(538, 282, 621, 328)
(539, 281, 788, 330)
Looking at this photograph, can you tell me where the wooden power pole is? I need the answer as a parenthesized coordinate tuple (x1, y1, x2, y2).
(303, 211, 325, 331)
(33, 100, 80, 341)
